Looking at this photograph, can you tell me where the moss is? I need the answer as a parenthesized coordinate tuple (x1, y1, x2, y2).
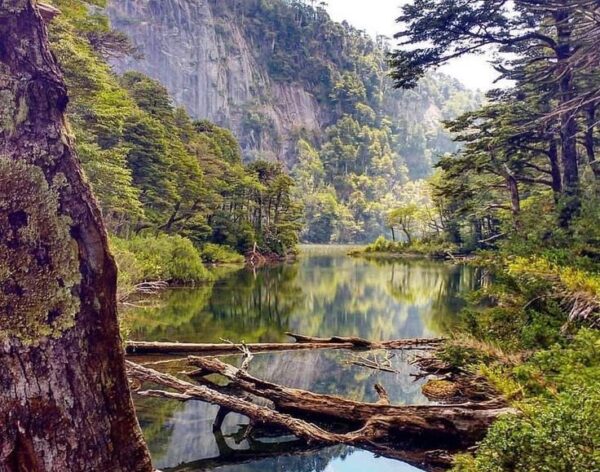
(15, 94, 29, 128)
(0, 157, 81, 345)
(0, 89, 16, 135)
(0, 0, 27, 15)
(0, 86, 28, 137)
(422, 379, 459, 400)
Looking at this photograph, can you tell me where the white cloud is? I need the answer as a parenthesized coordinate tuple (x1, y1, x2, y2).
(323, 0, 499, 91)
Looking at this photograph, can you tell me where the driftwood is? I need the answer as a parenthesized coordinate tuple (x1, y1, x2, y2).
(346, 351, 398, 373)
(127, 361, 510, 470)
(185, 355, 510, 440)
(126, 334, 513, 469)
(119, 280, 169, 304)
(126, 333, 444, 355)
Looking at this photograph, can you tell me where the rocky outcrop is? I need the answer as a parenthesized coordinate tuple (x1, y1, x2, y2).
(106, 0, 476, 172)
(107, 0, 322, 163)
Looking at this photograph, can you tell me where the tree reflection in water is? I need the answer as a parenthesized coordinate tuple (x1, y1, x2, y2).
(128, 246, 480, 471)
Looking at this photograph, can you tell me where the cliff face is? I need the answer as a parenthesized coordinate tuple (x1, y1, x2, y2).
(107, 0, 479, 178)
(107, 0, 322, 163)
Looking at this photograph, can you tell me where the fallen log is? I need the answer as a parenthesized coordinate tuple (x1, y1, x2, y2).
(286, 332, 373, 347)
(186, 355, 511, 442)
(125, 334, 445, 355)
(126, 361, 497, 469)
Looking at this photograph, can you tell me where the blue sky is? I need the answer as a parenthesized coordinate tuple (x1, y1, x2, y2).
(324, 0, 498, 91)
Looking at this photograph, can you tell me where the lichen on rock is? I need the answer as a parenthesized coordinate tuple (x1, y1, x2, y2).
(0, 156, 81, 344)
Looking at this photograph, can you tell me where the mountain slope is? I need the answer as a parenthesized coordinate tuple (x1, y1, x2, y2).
(108, 0, 478, 168)
(107, 0, 481, 242)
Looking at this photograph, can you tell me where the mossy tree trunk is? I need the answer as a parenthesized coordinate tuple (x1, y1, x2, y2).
(0, 2, 152, 470)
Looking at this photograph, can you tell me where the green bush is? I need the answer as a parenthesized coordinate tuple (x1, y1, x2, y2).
(110, 238, 145, 293)
(200, 243, 245, 264)
(364, 236, 401, 253)
(363, 236, 459, 257)
(453, 385, 600, 472)
(513, 329, 600, 396)
(111, 235, 211, 285)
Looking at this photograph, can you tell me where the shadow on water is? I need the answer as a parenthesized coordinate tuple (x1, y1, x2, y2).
(127, 245, 483, 471)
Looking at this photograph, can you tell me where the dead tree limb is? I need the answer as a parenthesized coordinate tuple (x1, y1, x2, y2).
(125, 334, 445, 355)
(346, 351, 398, 373)
(185, 355, 512, 441)
(126, 361, 511, 468)
(374, 383, 391, 405)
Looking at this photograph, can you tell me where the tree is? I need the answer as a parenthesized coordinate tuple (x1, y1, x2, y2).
(0, 2, 152, 470)
(388, 204, 419, 244)
(390, 0, 594, 225)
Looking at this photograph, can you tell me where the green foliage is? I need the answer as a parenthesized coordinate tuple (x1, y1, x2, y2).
(513, 329, 600, 396)
(362, 236, 458, 259)
(449, 322, 600, 471)
(438, 344, 493, 369)
(208, 0, 480, 243)
(199, 244, 245, 265)
(454, 386, 600, 472)
(112, 235, 211, 285)
(47, 0, 301, 264)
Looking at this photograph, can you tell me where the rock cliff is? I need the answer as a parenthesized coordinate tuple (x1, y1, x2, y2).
(107, 0, 480, 178)
(108, 0, 325, 163)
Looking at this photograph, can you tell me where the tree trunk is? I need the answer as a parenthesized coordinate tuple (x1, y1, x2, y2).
(555, 6, 581, 226)
(585, 104, 600, 180)
(126, 334, 444, 355)
(402, 226, 412, 245)
(503, 165, 521, 229)
(0, 3, 152, 471)
(547, 135, 563, 200)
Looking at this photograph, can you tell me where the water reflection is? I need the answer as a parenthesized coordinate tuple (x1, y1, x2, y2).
(125, 245, 478, 343)
(137, 350, 432, 469)
(129, 246, 480, 471)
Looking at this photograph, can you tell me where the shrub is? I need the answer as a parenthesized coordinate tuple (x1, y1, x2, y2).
(364, 236, 399, 253)
(453, 385, 600, 472)
(200, 243, 245, 264)
(111, 234, 211, 285)
(363, 236, 458, 256)
(110, 238, 145, 293)
(513, 329, 600, 396)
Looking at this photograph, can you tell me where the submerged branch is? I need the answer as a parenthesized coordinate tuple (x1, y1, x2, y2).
(127, 360, 514, 469)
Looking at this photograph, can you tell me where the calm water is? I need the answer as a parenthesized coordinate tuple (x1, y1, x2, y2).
(128, 245, 480, 471)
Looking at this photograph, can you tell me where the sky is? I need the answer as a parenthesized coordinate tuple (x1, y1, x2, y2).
(324, 0, 499, 91)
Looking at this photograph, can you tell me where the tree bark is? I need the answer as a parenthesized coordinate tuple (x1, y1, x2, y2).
(584, 104, 600, 180)
(555, 6, 581, 226)
(547, 135, 563, 199)
(503, 166, 521, 229)
(0, 3, 152, 471)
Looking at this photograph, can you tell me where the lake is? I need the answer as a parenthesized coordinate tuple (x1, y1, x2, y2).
(126, 245, 481, 471)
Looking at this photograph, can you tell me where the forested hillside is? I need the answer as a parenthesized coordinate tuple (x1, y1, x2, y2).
(45, 0, 302, 288)
(107, 0, 481, 243)
(359, 2, 600, 470)
(5, 2, 600, 471)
